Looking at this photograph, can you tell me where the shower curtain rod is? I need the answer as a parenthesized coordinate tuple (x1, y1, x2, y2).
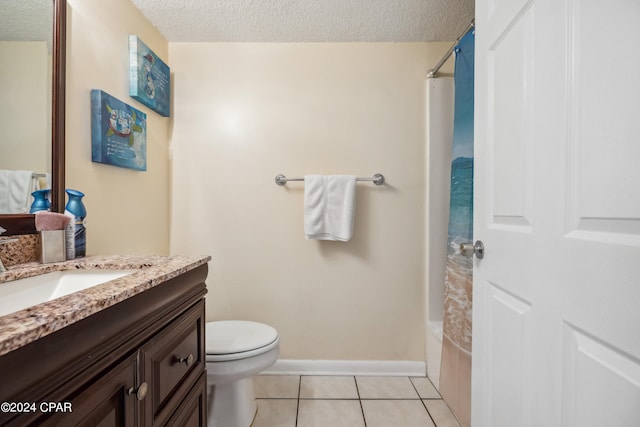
(427, 19, 475, 78)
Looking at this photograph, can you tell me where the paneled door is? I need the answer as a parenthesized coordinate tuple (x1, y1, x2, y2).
(472, 1, 640, 426)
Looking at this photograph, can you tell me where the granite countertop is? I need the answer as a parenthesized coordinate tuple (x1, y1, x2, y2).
(0, 254, 211, 356)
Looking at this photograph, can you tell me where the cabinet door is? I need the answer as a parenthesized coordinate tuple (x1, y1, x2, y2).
(41, 352, 139, 426)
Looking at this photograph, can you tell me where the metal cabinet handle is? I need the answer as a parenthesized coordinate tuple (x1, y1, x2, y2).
(460, 240, 485, 259)
(128, 382, 148, 401)
(178, 354, 194, 367)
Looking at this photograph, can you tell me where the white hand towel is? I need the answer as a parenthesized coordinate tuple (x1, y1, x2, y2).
(304, 175, 356, 242)
(0, 170, 34, 214)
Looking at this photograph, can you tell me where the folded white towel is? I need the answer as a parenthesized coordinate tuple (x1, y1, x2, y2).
(0, 170, 35, 214)
(304, 175, 357, 242)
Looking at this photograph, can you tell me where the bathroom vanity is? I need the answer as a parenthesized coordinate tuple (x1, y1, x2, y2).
(0, 255, 210, 426)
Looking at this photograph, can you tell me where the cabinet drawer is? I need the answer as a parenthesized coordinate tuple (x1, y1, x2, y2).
(141, 301, 205, 426)
(166, 372, 207, 427)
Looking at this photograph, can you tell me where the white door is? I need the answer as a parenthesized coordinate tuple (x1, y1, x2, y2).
(472, 0, 640, 426)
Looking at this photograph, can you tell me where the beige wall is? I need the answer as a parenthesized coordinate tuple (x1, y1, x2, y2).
(170, 42, 449, 361)
(65, 0, 170, 255)
(62, 0, 453, 363)
(0, 42, 50, 173)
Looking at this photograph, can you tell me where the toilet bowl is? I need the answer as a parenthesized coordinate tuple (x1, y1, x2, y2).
(205, 320, 279, 427)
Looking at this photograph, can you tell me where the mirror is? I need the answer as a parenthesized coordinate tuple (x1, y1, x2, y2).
(0, 0, 65, 231)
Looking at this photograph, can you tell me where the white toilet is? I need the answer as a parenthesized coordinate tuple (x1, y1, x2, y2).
(205, 320, 280, 427)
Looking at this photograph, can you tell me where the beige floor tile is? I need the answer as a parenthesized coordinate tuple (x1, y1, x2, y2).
(410, 377, 441, 399)
(356, 376, 420, 399)
(300, 376, 359, 399)
(424, 400, 461, 427)
(252, 399, 298, 427)
(362, 400, 435, 427)
(253, 375, 300, 399)
(297, 400, 365, 427)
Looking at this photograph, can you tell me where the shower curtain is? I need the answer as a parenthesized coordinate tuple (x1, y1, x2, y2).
(439, 28, 474, 427)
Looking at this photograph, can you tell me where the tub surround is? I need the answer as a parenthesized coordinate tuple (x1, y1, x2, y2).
(0, 254, 210, 356)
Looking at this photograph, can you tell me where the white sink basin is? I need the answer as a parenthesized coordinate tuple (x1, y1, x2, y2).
(0, 270, 136, 316)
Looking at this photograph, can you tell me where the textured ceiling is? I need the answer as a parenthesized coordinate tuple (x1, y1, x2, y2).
(130, 0, 475, 42)
(0, 0, 52, 42)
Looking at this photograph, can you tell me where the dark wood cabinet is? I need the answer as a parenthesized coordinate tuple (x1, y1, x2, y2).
(141, 302, 206, 426)
(41, 352, 138, 426)
(0, 264, 208, 427)
(165, 373, 207, 427)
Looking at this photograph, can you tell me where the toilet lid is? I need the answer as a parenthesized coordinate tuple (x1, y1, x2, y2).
(206, 320, 278, 355)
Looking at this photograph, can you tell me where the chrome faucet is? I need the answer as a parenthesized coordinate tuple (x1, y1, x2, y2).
(0, 238, 19, 273)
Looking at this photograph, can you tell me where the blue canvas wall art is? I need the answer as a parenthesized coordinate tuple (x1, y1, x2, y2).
(91, 89, 147, 171)
(129, 35, 170, 117)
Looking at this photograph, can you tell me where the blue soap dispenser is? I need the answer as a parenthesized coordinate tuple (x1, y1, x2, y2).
(29, 189, 51, 213)
(64, 189, 87, 258)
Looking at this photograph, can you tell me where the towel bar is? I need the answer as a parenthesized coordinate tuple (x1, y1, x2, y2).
(275, 174, 385, 186)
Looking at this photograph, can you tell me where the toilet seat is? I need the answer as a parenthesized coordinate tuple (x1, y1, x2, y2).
(206, 320, 279, 362)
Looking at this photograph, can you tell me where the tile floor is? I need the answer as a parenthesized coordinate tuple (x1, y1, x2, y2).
(251, 375, 461, 427)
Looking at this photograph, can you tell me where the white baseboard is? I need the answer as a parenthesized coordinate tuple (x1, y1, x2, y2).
(262, 359, 426, 377)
